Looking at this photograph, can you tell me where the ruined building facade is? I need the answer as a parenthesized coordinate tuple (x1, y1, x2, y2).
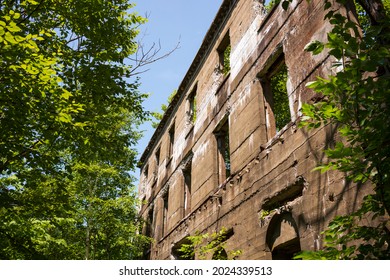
(138, 0, 364, 260)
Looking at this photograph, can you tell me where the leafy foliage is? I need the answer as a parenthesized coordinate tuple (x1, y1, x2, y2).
(178, 228, 242, 260)
(222, 44, 231, 75)
(264, 0, 293, 12)
(0, 0, 151, 259)
(189, 93, 197, 123)
(297, 0, 390, 259)
(151, 89, 177, 128)
(297, 195, 389, 259)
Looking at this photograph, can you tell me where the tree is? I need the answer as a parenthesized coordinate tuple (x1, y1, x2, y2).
(295, 0, 390, 259)
(0, 0, 154, 259)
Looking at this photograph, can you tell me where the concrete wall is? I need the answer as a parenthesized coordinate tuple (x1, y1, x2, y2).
(138, 0, 367, 260)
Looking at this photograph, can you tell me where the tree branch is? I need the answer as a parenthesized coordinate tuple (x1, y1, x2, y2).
(357, 0, 386, 25)
(128, 38, 180, 76)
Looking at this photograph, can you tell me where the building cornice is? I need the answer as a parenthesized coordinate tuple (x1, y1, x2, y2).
(138, 0, 238, 168)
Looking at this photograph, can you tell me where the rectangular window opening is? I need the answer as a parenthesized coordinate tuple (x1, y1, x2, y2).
(215, 119, 231, 183)
(143, 164, 149, 182)
(145, 206, 154, 238)
(172, 237, 195, 260)
(162, 191, 169, 236)
(155, 147, 161, 167)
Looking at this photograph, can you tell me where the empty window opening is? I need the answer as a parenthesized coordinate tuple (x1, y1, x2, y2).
(210, 228, 234, 260)
(212, 248, 228, 260)
(155, 147, 161, 167)
(218, 32, 231, 75)
(188, 86, 197, 124)
(215, 120, 231, 183)
(266, 212, 301, 260)
(168, 124, 175, 161)
(181, 154, 193, 217)
(143, 164, 149, 182)
(162, 191, 169, 236)
(183, 169, 192, 216)
(172, 237, 195, 260)
(261, 55, 291, 138)
(262, 176, 305, 211)
(145, 207, 154, 238)
(272, 237, 301, 260)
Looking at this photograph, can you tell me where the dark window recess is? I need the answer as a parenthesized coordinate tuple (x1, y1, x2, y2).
(162, 191, 169, 235)
(188, 87, 197, 123)
(155, 147, 161, 167)
(144, 165, 149, 181)
(215, 120, 231, 182)
(168, 124, 175, 161)
(181, 153, 193, 216)
(171, 237, 195, 260)
(262, 176, 305, 211)
(145, 207, 154, 238)
(183, 168, 192, 216)
(272, 237, 301, 260)
(212, 248, 228, 260)
(211, 228, 234, 260)
(266, 212, 301, 260)
(172, 228, 234, 260)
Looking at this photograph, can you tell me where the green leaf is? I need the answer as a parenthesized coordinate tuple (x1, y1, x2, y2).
(6, 23, 22, 33)
(0, 2, 150, 260)
(282, 0, 290, 10)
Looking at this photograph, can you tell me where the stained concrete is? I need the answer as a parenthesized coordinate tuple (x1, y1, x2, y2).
(138, 0, 367, 260)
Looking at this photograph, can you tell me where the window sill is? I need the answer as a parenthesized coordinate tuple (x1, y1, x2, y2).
(215, 72, 231, 95)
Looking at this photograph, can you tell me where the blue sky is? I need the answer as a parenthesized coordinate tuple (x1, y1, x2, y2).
(131, 1, 223, 176)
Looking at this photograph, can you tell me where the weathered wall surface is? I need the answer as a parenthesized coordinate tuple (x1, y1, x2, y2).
(138, 0, 367, 260)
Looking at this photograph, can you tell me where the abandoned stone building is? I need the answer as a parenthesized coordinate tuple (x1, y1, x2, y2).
(137, 0, 365, 259)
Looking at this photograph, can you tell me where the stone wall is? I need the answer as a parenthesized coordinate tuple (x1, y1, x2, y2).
(137, 0, 366, 260)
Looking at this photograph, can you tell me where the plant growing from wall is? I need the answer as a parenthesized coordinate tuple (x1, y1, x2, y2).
(264, 0, 292, 12)
(223, 44, 231, 75)
(178, 227, 242, 260)
(151, 89, 178, 128)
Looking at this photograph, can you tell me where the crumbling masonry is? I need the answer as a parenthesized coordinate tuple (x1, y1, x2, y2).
(137, 0, 366, 259)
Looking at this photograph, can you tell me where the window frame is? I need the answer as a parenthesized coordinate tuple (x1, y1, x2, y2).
(162, 190, 169, 236)
(187, 85, 197, 125)
(167, 123, 175, 165)
(217, 32, 231, 75)
(214, 116, 231, 184)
